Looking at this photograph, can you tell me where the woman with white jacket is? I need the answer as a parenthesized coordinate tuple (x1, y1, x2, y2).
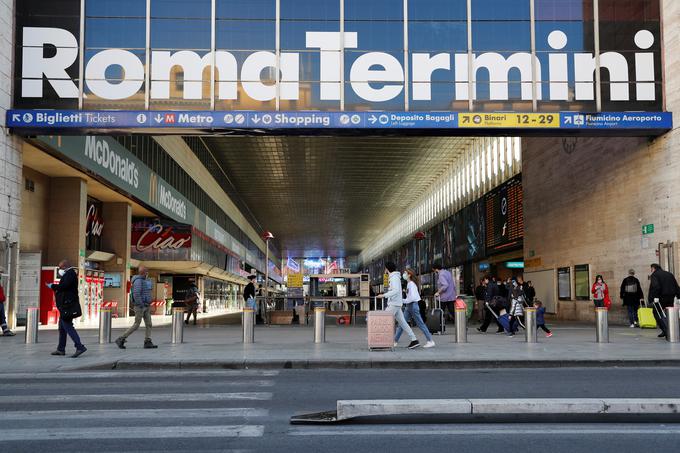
(378, 261, 420, 349)
(395, 268, 435, 348)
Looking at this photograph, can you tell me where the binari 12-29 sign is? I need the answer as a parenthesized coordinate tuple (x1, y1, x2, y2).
(19, 27, 660, 106)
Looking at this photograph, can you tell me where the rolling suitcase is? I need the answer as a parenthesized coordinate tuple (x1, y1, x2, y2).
(486, 302, 511, 333)
(368, 297, 394, 350)
(652, 299, 668, 333)
(426, 295, 445, 335)
(638, 300, 656, 329)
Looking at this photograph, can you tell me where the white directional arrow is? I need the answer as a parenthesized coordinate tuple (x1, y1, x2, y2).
(368, 115, 378, 124)
(12, 114, 20, 122)
(252, 114, 261, 124)
(154, 114, 164, 123)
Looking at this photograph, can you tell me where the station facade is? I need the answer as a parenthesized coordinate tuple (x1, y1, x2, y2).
(0, 0, 678, 327)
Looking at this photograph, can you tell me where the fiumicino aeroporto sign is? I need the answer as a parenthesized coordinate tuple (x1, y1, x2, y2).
(8, 0, 671, 133)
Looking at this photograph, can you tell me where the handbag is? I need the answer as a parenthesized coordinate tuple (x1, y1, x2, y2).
(60, 298, 82, 320)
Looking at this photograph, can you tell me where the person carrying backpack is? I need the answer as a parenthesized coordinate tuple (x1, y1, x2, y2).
(115, 266, 158, 349)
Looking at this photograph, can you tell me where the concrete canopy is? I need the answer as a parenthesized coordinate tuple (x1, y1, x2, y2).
(195, 135, 476, 258)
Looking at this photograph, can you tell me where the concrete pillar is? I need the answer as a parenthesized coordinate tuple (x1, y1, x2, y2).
(101, 202, 132, 318)
(47, 178, 87, 267)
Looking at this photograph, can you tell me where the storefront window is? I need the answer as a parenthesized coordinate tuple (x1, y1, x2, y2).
(558, 267, 571, 300)
(574, 264, 590, 300)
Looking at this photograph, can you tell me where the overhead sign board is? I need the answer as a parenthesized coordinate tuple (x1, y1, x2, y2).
(7, 110, 672, 132)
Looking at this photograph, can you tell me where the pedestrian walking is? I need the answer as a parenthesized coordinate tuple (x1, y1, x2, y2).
(474, 278, 486, 322)
(523, 280, 536, 304)
(184, 281, 200, 325)
(244, 275, 257, 309)
(378, 262, 419, 349)
(0, 282, 16, 336)
(395, 268, 435, 348)
(48, 260, 86, 358)
(591, 275, 611, 309)
(508, 280, 525, 334)
(535, 301, 552, 337)
(432, 262, 456, 323)
(115, 266, 158, 349)
(648, 263, 680, 338)
(620, 269, 644, 328)
(477, 276, 504, 333)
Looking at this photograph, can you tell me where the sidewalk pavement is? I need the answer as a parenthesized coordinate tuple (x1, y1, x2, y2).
(2, 314, 680, 373)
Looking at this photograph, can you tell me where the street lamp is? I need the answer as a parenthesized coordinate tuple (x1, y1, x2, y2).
(261, 231, 274, 321)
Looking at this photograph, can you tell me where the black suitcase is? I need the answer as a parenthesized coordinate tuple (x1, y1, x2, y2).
(426, 295, 445, 335)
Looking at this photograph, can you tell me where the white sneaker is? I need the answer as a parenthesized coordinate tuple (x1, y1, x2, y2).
(393, 342, 398, 347)
(423, 341, 435, 348)
(630, 324, 635, 328)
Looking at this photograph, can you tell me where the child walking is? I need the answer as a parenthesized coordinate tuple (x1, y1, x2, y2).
(535, 301, 552, 337)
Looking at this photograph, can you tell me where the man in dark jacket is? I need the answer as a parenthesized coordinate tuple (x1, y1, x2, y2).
(477, 276, 503, 333)
(48, 260, 86, 358)
(620, 269, 644, 328)
(648, 263, 680, 338)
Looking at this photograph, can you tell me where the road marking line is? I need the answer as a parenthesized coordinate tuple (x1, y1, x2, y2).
(0, 392, 273, 404)
(0, 408, 269, 420)
(0, 380, 275, 390)
(0, 425, 264, 441)
(0, 370, 279, 380)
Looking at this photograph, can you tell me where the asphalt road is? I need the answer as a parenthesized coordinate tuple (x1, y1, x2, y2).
(1, 367, 680, 452)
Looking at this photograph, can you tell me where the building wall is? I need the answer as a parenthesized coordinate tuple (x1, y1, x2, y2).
(20, 167, 50, 254)
(0, 0, 21, 246)
(523, 0, 680, 324)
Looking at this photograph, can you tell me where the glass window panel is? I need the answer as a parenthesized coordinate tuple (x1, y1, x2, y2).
(558, 267, 571, 300)
(345, 51, 404, 81)
(536, 22, 594, 52)
(281, 0, 339, 20)
(216, 20, 275, 50)
(345, 22, 403, 51)
(472, 0, 530, 20)
(279, 82, 341, 110)
(600, 83, 662, 112)
(151, 19, 211, 49)
(294, 51, 338, 82)
(410, 83, 468, 111)
(472, 22, 531, 51)
(86, 18, 146, 49)
(535, 0, 593, 21)
(83, 83, 146, 109)
(598, 0, 659, 22)
(408, 22, 467, 52)
(151, 0, 211, 19)
(409, 0, 467, 20)
(86, 0, 146, 17)
(345, 83, 405, 111)
(217, 0, 275, 19)
(536, 82, 598, 112)
(345, 0, 403, 20)
(574, 264, 590, 300)
(84, 49, 146, 79)
(281, 21, 340, 50)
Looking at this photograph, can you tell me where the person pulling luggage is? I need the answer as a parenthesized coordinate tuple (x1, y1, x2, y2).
(377, 262, 420, 349)
(395, 269, 435, 348)
(648, 263, 680, 338)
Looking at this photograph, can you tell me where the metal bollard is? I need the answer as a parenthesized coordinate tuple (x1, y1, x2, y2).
(455, 308, 467, 343)
(314, 308, 326, 344)
(595, 307, 609, 343)
(171, 308, 184, 344)
(242, 309, 255, 343)
(525, 307, 537, 343)
(98, 309, 112, 344)
(666, 307, 680, 343)
(25, 307, 39, 344)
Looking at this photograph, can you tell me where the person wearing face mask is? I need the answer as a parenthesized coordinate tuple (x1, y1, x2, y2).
(115, 266, 158, 349)
(395, 269, 435, 348)
(377, 262, 420, 349)
(591, 275, 611, 309)
(48, 260, 86, 358)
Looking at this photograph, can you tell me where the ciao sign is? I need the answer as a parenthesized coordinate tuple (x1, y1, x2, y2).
(132, 222, 192, 254)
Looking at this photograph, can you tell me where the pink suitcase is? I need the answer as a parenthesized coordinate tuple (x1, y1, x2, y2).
(367, 310, 395, 350)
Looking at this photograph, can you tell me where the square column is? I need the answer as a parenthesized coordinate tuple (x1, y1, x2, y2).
(101, 202, 132, 318)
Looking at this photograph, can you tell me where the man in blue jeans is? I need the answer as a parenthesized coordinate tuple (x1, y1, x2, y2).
(395, 268, 435, 348)
(48, 260, 86, 358)
(433, 262, 457, 323)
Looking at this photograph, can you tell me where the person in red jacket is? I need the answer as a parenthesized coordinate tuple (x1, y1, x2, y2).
(591, 275, 611, 309)
(0, 283, 16, 336)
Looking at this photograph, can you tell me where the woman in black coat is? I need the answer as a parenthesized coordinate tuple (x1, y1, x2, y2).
(620, 269, 644, 327)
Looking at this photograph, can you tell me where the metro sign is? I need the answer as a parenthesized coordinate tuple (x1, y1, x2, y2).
(21, 27, 658, 105)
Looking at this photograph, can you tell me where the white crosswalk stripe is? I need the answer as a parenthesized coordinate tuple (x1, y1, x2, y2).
(0, 370, 272, 445)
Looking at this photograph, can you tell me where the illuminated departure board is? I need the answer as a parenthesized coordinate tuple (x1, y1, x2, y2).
(485, 176, 523, 254)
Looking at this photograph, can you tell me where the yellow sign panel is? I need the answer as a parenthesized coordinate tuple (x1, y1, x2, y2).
(383, 273, 389, 289)
(288, 273, 303, 288)
(459, 113, 560, 128)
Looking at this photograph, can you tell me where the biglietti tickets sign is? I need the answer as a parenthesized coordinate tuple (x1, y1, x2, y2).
(8, 0, 671, 132)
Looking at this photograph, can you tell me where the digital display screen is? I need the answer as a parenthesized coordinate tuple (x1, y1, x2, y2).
(104, 273, 122, 288)
(485, 176, 523, 255)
